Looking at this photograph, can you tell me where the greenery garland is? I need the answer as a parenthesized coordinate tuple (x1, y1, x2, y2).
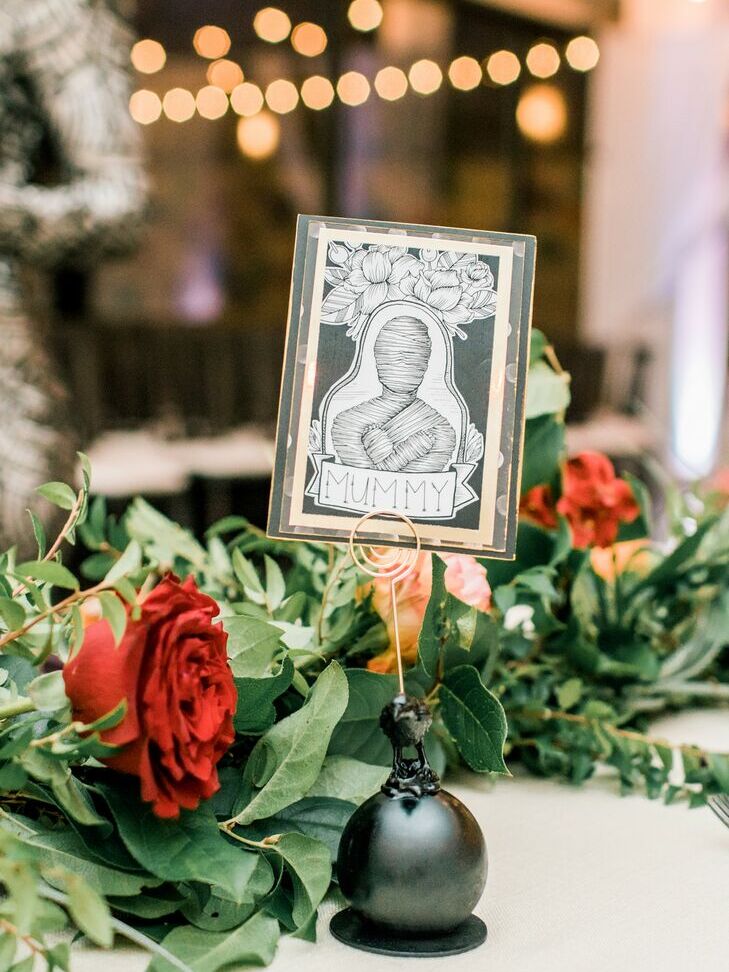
(0, 332, 727, 971)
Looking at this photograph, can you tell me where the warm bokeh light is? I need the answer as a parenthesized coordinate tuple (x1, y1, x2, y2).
(265, 78, 299, 114)
(196, 85, 229, 120)
(516, 83, 567, 144)
(207, 59, 244, 92)
(253, 7, 291, 43)
(291, 22, 327, 57)
(162, 87, 196, 123)
(337, 71, 371, 106)
(193, 25, 231, 60)
(301, 75, 335, 110)
(448, 55, 482, 91)
(347, 0, 383, 32)
(486, 50, 521, 86)
(131, 39, 166, 74)
(129, 89, 162, 124)
(565, 36, 600, 72)
(374, 65, 408, 101)
(230, 82, 264, 117)
(237, 111, 280, 159)
(526, 42, 560, 79)
(408, 59, 442, 95)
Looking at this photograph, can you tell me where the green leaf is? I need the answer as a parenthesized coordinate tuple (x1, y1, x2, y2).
(150, 910, 280, 972)
(307, 755, 388, 805)
(97, 592, 127, 645)
(235, 661, 349, 825)
(96, 784, 258, 904)
(0, 597, 25, 632)
(15, 560, 79, 591)
(440, 665, 509, 774)
(234, 657, 293, 734)
(27, 671, 67, 712)
(416, 555, 448, 681)
(525, 361, 571, 419)
(328, 669, 399, 766)
(36, 482, 77, 511)
(272, 832, 331, 929)
(28, 825, 159, 897)
(633, 518, 716, 594)
(103, 541, 142, 585)
(520, 414, 565, 493)
(556, 678, 583, 711)
(232, 550, 266, 605)
(224, 617, 282, 677)
(27, 511, 47, 558)
(529, 328, 548, 364)
(64, 872, 113, 947)
(243, 798, 355, 864)
(264, 556, 286, 611)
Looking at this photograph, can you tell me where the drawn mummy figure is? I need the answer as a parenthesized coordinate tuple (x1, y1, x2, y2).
(331, 316, 456, 473)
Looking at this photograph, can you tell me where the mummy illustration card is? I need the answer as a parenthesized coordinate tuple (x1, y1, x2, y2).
(268, 215, 536, 558)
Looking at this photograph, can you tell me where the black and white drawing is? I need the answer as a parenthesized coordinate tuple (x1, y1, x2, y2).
(268, 215, 535, 559)
(306, 241, 496, 521)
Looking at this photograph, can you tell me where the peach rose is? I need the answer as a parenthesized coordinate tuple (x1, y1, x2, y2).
(590, 539, 652, 581)
(367, 552, 491, 674)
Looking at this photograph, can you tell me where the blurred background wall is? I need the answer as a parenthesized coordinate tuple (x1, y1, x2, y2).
(16, 0, 728, 531)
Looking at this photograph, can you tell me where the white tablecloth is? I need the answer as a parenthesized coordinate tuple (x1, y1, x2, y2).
(65, 711, 729, 972)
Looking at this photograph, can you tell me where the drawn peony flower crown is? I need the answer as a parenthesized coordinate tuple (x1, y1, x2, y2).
(321, 241, 498, 340)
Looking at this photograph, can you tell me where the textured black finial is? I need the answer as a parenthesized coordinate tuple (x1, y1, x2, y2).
(379, 694, 440, 797)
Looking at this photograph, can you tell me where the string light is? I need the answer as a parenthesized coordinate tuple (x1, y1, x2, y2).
(337, 71, 371, 106)
(409, 59, 442, 95)
(129, 89, 162, 124)
(448, 55, 482, 91)
(374, 65, 408, 101)
(516, 83, 567, 143)
(565, 36, 600, 72)
(162, 88, 196, 123)
(131, 39, 166, 74)
(291, 22, 328, 57)
(301, 75, 335, 110)
(265, 79, 299, 114)
(526, 42, 560, 79)
(207, 59, 244, 93)
(254, 7, 291, 43)
(486, 50, 521, 85)
(348, 0, 383, 32)
(231, 82, 264, 117)
(196, 85, 229, 120)
(193, 26, 231, 59)
(237, 111, 280, 159)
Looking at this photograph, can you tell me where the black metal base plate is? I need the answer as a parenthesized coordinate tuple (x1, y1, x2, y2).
(330, 908, 487, 957)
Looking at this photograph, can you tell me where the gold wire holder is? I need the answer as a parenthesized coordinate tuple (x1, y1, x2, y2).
(348, 509, 421, 696)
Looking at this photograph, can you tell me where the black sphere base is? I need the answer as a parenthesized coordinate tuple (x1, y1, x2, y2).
(329, 909, 487, 958)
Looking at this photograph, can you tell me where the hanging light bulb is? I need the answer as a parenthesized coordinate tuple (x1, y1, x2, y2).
(337, 71, 371, 106)
(162, 88, 196, 122)
(485, 50, 521, 86)
(231, 82, 264, 117)
(237, 111, 280, 159)
(193, 26, 231, 60)
(207, 59, 244, 93)
(374, 66, 408, 101)
(408, 59, 442, 95)
(131, 39, 166, 74)
(265, 79, 299, 114)
(348, 0, 383, 32)
(448, 56, 482, 91)
(526, 42, 561, 79)
(253, 7, 291, 43)
(196, 85, 229, 120)
(565, 36, 600, 72)
(291, 22, 328, 57)
(301, 76, 335, 110)
(129, 89, 162, 124)
(516, 84, 567, 144)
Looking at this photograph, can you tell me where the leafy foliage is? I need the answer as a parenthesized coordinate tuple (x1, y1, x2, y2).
(0, 335, 727, 970)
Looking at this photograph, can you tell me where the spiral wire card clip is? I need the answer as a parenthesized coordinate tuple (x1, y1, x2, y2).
(349, 510, 421, 697)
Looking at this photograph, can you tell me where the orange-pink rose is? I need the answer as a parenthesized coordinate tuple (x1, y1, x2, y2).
(367, 553, 491, 674)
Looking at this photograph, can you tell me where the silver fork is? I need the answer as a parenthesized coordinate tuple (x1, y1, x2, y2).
(708, 794, 729, 828)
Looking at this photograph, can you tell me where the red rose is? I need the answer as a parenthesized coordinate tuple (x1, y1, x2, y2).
(520, 484, 559, 530)
(63, 575, 236, 819)
(556, 452, 640, 548)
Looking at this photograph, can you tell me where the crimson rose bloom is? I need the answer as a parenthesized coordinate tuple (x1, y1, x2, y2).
(64, 575, 236, 819)
(557, 452, 640, 548)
